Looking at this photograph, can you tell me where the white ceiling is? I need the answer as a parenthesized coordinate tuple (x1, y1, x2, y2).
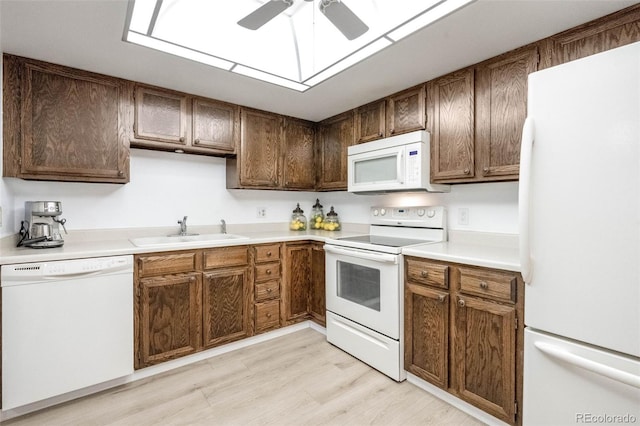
(1, 0, 636, 122)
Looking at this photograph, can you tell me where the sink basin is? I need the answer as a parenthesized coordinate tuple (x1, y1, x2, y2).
(130, 233, 249, 247)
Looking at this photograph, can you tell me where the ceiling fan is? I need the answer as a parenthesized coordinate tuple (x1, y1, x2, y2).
(237, 0, 369, 41)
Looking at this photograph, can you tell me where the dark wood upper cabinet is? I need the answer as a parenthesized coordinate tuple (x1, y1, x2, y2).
(2, 54, 129, 183)
(475, 47, 538, 180)
(355, 100, 385, 143)
(540, 4, 640, 68)
(428, 68, 475, 182)
(316, 110, 355, 191)
(133, 85, 188, 146)
(237, 108, 282, 188)
(192, 97, 239, 153)
(386, 84, 426, 136)
(283, 118, 316, 190)
(131, 84, 238, 156)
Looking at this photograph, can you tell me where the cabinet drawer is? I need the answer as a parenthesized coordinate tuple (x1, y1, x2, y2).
(255, 300, 280, 331)
(406, 258, 449, 289)
(254, 244, 281, 263)
(255, 280, 280, 301)
(255, 261, 281, 282)
(136, 251, 199, 277)
(458, 266, 517, 303)
(203, 246, 248, 270)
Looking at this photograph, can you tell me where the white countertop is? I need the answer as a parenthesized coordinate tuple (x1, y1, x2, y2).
(402, 231, 520, 272)
(0, 225, 520, 272)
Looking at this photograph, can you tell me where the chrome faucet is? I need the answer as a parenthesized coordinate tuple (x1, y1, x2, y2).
(178, 216, 188, 236)
(221, 219, 227, 234)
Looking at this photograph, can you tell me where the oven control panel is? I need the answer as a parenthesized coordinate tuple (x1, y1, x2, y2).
(370, 205, 446, 228)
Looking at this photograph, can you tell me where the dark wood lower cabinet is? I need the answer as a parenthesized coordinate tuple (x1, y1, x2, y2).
(309, 243, 326, 325)
(405, 256, 523, 426)
(137, 273, 202, 368)
(202, 267, 251, 348)
(282, 242, 326, 326)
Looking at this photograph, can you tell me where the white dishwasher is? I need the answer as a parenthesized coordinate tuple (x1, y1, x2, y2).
(1, 255, 134, 410)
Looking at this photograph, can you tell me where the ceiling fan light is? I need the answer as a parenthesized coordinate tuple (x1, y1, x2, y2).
(319, 0, 369, 41)
(238, 0, 294, 30)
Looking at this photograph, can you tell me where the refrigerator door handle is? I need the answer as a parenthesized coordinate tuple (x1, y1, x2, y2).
(518, 117, 534, 283)
(534, 341, 640, 389)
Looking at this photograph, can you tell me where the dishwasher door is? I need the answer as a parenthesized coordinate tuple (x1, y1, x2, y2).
(1, 255, 134, 410)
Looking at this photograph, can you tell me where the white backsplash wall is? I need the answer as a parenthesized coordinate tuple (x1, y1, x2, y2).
(2, 148, 518, 236)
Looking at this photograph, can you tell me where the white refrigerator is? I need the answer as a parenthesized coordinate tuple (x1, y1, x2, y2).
(519, 42, 640, 425)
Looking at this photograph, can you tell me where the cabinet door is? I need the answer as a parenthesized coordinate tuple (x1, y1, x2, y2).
(309, 243, 326, 325)
(453, 295, 516, 424)
(355, 100, 385, 143)
(239, 108, 282, 187)
(386, 84, 426, 136)
(14, 57, 129, 183)
(404, 282, 449, 388)
(283, 244, 311, 324)
(192, 98, 239, 154)
(476, 48, 538, 180)
(428, 68, 475, 182)
(133, 85, 188, 146)
(283, 118, 316, 190)
(202, 267, 251, 348)
(541, 5, 640, 68)
(317, 111, 355, 190)
(137, 273, 201, 368)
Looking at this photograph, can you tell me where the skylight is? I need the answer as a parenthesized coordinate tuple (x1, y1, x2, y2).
(124, 0, 475, 92)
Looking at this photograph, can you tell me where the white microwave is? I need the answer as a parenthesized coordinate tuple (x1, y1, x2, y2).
(347, 130, 450, 194)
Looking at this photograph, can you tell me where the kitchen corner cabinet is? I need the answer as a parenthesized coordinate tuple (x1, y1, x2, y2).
(316, 110, 355, 191)
(2, 54, 130, 183)
(404, 257, 524, 425)
(355, 100, 386, 143)
(386, 84, 426, 136)
(539, 4, 640, 69)
(131, 84, 239, 156)
(134, 246, 251, 369)
(309, 242, 326, 325)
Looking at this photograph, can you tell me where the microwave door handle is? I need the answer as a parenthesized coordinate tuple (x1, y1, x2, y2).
(397, 151, 404, 184)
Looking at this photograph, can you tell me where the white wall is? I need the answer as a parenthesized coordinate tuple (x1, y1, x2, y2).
(3, 148, 518, 234)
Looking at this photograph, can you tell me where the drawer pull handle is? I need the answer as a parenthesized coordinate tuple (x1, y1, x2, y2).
(421, 270, 428, 278)
(266, 269, 271, 275)
(437, 294, 446, 303)
(458, 299, 466, 308)
(480, 281, 488, 290)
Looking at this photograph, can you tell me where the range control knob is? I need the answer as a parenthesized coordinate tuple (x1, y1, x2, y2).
(417, 208, 425, 217)
(373, 209, 379, 216)
(427, 210, 436, 218)
(380, 208, 387, 216)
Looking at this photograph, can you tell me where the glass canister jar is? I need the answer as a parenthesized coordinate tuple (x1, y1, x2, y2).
(310, 199, 324, 230)
(289, 203, 307, 231)
(323, 206, 341, 231)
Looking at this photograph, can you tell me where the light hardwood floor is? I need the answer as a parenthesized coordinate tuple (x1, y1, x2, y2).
(5, 329, 483, 426)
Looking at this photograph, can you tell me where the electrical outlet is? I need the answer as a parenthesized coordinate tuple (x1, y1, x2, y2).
(458, 208, 469, 226)
(256, 207, 267, 218)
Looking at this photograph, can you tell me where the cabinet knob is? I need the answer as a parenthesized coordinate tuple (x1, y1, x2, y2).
(483, 166, 490, 174)
(266, 269, 271, 275)
(421, 270, 428, 278)
(266, 313, 272, 318)
(463, 168, 470, 175)
(179, 137, 185, 142)
(117, 170, 124, 177)
(267, 251, 272, 257)
(480, 281, 488, 290)
(437, 294, 446, 303)
(194, 138, 200, 144)
(378, 132, 384, 137)
(267, 288, 273, 293)
(458, 299, 466, 307)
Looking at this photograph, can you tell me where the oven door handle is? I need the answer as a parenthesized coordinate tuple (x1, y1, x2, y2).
(324, 245, 398, 264)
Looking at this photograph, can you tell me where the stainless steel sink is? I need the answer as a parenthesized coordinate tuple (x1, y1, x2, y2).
(130, 233, 249, 248)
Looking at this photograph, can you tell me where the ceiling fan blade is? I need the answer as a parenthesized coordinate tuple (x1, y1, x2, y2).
(238, 0, 294, 30)
(320, 0, 369, 41)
